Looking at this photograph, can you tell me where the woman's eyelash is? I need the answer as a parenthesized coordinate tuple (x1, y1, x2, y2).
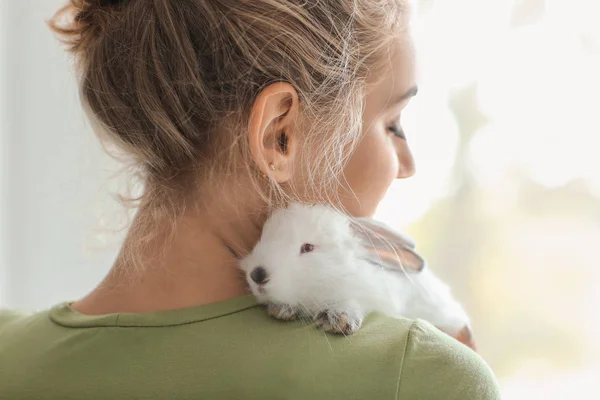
(387, 122, 406, 139)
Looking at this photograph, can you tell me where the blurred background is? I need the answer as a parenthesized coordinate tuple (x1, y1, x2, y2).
(0, 0, 598, 398)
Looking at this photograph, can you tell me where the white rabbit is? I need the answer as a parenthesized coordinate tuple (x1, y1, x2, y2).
(240, 203, 475, 349)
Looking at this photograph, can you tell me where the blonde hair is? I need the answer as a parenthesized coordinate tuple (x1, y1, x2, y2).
(50, 0, 407, 264)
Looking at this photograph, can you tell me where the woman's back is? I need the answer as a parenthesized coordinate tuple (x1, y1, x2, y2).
(0, 297, 499, 399)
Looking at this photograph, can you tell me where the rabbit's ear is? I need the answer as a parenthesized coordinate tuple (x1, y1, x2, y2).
(350, 217, 425, 273)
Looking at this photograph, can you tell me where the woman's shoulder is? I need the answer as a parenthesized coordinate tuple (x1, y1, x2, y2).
(0, 308, 26, 325)
(0, 307, 53, 351)
(0, 307, 44, 332)
(241, 310, 501, 399)
(384, 316, 501, 400)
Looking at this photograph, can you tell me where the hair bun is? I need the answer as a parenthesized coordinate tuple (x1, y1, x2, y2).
(100, 0, 125, 6)
(49, 0, 127, 56)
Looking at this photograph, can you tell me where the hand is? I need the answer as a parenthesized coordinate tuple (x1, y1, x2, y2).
(438, 325, 477, 351)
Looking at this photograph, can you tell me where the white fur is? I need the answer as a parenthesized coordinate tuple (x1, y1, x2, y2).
(239, 203, 470, 335)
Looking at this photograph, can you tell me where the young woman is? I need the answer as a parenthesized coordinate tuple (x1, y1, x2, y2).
(0, 1, 500, 398)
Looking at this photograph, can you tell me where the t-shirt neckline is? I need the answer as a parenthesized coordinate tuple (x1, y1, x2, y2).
(50, 295, 259, 328)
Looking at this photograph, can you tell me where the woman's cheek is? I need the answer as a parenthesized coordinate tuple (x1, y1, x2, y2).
(363, 144, 398, 215)
(380, 141, 401, 195)
(395, 139, 415, 179)
(340, 133, 399, 216)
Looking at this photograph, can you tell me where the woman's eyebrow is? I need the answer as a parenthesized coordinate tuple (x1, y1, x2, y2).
(393, 85, 419, 105)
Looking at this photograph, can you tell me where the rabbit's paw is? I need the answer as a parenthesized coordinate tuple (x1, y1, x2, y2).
(266, 303, 299, 321)
(314, 310, 362, 335)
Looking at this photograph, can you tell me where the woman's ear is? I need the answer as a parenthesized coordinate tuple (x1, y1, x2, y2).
(248, 82, 300, 182)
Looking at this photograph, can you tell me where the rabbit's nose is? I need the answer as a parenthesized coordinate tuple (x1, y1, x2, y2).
(250, 266, 269, 284)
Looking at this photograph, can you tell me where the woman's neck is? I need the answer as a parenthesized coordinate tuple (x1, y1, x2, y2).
(72, 202, 265, 315)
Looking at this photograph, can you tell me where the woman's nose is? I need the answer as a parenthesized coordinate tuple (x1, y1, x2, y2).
(250, 266, 269, 284)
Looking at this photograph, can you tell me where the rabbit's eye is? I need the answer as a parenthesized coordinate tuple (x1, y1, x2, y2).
(300, 243, 315, 254)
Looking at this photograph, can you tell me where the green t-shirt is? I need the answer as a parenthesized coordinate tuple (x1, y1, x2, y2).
(0, 295, 500, 399)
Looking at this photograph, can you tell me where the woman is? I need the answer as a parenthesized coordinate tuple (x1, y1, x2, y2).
(0, 0, 500, 398)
